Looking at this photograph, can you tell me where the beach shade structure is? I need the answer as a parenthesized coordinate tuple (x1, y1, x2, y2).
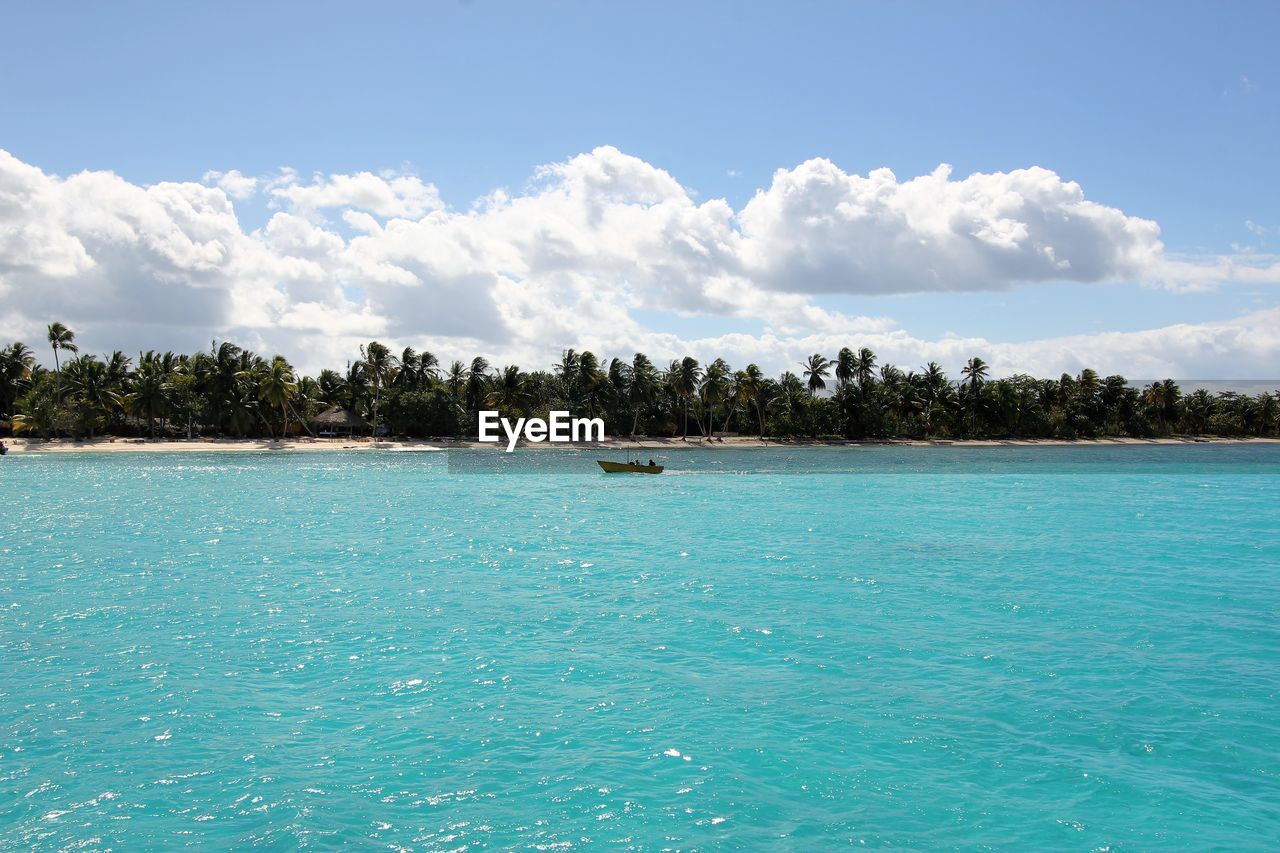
(312, 406, 369, 437)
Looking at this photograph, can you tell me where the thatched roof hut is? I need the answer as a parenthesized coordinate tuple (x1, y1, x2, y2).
(312, 406, 368, 434)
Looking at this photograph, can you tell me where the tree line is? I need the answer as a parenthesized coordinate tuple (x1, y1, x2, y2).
(2, 323, 1277, 441)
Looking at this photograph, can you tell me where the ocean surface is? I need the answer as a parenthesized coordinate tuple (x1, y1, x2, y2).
(3, 445, 1279, 848)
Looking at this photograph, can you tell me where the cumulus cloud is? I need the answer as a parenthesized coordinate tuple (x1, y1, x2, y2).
(738, 161, 1166, 293)
(2, 146, 1278, 377)
(202, 169, 258, 200)
(267, 168, 443, 220)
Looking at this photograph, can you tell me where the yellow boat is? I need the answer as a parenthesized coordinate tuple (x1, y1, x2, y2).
(597, 460, 664, 474)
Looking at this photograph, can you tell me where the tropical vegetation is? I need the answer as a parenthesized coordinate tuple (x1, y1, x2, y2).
(2, 326, 1278, 441)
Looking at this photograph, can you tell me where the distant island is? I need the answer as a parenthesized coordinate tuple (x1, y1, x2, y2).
(2, 322, 1277, 443)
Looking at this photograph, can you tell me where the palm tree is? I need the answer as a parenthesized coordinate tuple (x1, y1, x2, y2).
(225, 374, 260, 437)
(1183, 388, 1214, 434)
(486, 365, 533, 416)
(735, 363, 767, 440)
(891, 376, 924, 434)
(294, 375, 322, 427)
(258, 356, 298, 438)
(105, 350, 132, 385)
(803, 356, 834, 438)
(627, 353, 659, 437)
(418, 350, 440, 381)
(360, 341, 396, 442)
(578, 351, 605, 418)
(396, 347, 421, 390)
(803, 354, 831, 396)
(205, 341, 244, 434)
(344, 360, 371, 414)
(1143, 379, 1181, 435)
(445, 360, 466, 432)
(316, 369, 347, 406)
(555, 349, 580, 409)
(802, 354, 831, 435)
(834, 347, 855, 389)
(1254, 393, 1277, 437)
(667, 357, 702, 439)
(125, 361, 170, 438)
(920, 361, 948, 437)
(961, 357, 990, 434)
(760, 377, 784, 439)
(832, 347, 857, 435)
(12, 380, 63, 439)
(64, 355, 119, 438)
(961, 357, 989, 393)
(606, 357, 628, 426)
(465, 357, 491, 425)
(700, 358, 731, 440)
(854, 347, 877, 390)
(46, 322, 78, 374)
(0, 342, 36, 417)
(46, 322, 78, 403)
(169, 352, 209, 438)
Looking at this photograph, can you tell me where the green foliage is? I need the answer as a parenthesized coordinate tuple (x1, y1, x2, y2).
(4, 324, 1278, 441)
(384, 388, 459, 437)
(12, 375, 75, 438)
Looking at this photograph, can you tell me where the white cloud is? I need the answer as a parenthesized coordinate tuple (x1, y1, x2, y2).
(202, 169, 258, 200)
(2, 146, 1278, 376)
(737, 161, 1167, 293)
(267, 168, 443, 220)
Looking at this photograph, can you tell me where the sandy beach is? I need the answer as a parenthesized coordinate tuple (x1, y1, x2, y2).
(4, 435, 1277, 454)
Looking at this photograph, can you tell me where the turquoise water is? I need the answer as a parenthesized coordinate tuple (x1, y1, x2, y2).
(3, 446, 1279, 848)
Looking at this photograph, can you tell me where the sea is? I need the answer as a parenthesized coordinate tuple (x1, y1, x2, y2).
(2, 445, 1279, 848)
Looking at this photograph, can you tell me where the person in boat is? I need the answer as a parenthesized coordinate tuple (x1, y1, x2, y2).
(648, 458, 655, 467)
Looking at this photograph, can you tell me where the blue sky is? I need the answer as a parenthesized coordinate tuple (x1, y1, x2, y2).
(2, 1, 1278, 376)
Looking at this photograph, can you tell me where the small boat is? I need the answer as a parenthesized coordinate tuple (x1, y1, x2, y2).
(597, 459, 663, 474)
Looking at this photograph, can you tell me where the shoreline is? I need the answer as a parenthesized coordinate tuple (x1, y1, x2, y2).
(4, 435, 1279, 454)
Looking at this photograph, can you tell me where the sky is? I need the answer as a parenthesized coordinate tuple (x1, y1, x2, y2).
(2, 0, 1278, 378)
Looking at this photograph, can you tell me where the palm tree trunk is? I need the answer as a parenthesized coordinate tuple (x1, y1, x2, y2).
(52, 347, 61, 404)
(288, 403, 315, 437)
